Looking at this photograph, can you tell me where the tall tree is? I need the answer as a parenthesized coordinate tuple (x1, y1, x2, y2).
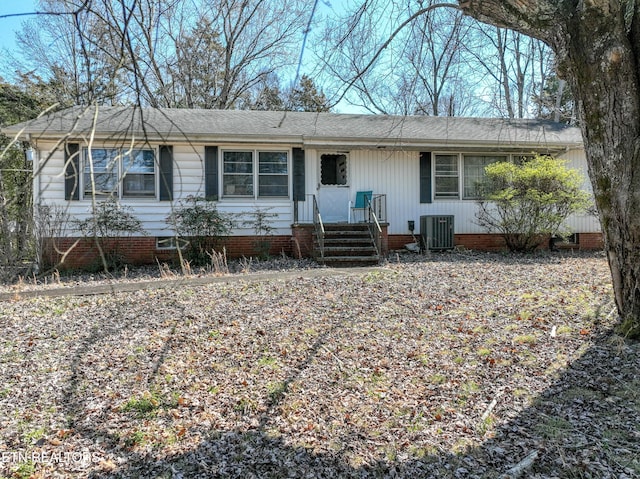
(535, 73, 577, 125)
(466, 25, 554, 118)
(15, 0, 123, 106)
(251, 74, 287, 111)
(288, 75, 330, 112)
(459, 0, 640, 337)
(316, 0, 476, 115)
(11, 0, 308, 109)
(171, 16, 227, 109)
(0, 81, 48, 280)
(399, 1, 473, 116)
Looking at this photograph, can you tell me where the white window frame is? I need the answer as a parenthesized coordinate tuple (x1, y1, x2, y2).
(82, 147, 157, 200)
(434, 154, 460, 199)
(462, 154, 508, 199)
(433, 152, 530, 201)
(221, 148, 290, 199)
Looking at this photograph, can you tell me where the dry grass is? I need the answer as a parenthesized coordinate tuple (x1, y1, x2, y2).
(1, 252, 638, 478)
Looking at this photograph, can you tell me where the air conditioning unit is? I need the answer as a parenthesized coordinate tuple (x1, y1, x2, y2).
(420, 215, 454, 251)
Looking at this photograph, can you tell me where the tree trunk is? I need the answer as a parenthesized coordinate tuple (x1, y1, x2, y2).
(460, 0, 640, 337)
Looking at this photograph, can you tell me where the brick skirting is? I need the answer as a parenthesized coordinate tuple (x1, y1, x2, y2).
(42, 235, 296, 270)
(41, 230, 604, 270)
(388, 233, 603, 252)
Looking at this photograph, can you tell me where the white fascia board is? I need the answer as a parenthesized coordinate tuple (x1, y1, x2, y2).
(301, 137, 584, 152)
(18, 132, 307, 146)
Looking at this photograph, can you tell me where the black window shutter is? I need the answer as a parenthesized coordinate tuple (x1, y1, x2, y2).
(204, 146, 219, 200)
(159, 145, 173, 201)
(292, 147, 305, 201)
(420, 151, 432, 204)
(64, 143, 80, 200)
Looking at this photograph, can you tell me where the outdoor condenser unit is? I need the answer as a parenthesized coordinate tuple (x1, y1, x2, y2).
(420, 215, 455, 251)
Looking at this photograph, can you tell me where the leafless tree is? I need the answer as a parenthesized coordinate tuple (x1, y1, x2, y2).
(13, 0, 308, 109)
(464, 25, 554, 119)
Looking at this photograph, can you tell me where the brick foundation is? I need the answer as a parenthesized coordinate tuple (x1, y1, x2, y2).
(454, 234, 507, 251)
(291, 225, 315, 258)
(387, 233, 604, 253)
(43, 235, 296, 270)
(572, 233, 604, 250)
(42, 237, 166, 270)
(221, 235, 293, 258)
(42, 230, 604, 269)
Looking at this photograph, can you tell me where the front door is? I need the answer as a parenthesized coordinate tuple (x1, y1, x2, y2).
(317, 153, 349, 222)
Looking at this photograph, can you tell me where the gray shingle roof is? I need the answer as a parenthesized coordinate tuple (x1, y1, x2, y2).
(2, 105, 583, 149)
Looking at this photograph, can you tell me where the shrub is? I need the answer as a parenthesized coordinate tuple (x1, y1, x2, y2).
(35, 204, 70, 270)
(75, 198, 145, 271)
(167, 196, 233, 265)
(475, 156, 591, 252)
(242, 207, 277, 259)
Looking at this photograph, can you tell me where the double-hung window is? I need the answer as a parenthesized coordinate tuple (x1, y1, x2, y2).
(462, 155, 506, 199)
(83, 147, 156, 199)
(223, 150, 289, 198)
(434, 154, 459, 199)
(83, 148, 119, 197)
(258, 151, 288, 197)
(123, 149, 156, 197)
(223, 151, 254, 196)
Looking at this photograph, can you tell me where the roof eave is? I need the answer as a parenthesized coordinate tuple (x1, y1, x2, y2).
(3, 128, 584, 151)
(302, 137, 584, 151)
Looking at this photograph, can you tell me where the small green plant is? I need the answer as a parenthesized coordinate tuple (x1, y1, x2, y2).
(477, 415, 495, 436)
(242, 207, 277, 259)
(267, 381, 287, 402)
(124, 430, 146, 448)
(514, 334, 538, 345)
(121, 392, 161, 417)
(257, 355, 279, 369)
(235, 397, 258, 414)
(75, 197, 145, 271)
(475, 155, 591, 252)
(536, 416, 573, 440)
(23, 426, 46, 444)
(556, 325, 572, 335)
(167, 196, 233, 266)
(11, 460, 35, 479)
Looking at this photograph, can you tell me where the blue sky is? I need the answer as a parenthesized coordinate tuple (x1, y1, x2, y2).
(0, 0, 38, 52)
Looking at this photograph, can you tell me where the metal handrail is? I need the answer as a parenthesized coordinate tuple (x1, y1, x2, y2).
(312, 195, 325, 261)
(364, 195, 382, 257)
(371, 193, 387, 223)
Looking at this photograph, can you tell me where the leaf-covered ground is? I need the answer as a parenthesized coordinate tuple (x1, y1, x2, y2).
(1, 252, 638, 478)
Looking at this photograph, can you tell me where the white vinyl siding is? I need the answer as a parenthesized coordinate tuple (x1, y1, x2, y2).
(345, 148, 599, 236)
(33, 141, 599, 239)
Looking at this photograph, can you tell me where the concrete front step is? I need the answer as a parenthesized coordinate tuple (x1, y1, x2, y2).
(314, 223, 381, 267)
(321, 255, 380, 267)
(324, 223, 370, 230)
(324, 246, 377, 254)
